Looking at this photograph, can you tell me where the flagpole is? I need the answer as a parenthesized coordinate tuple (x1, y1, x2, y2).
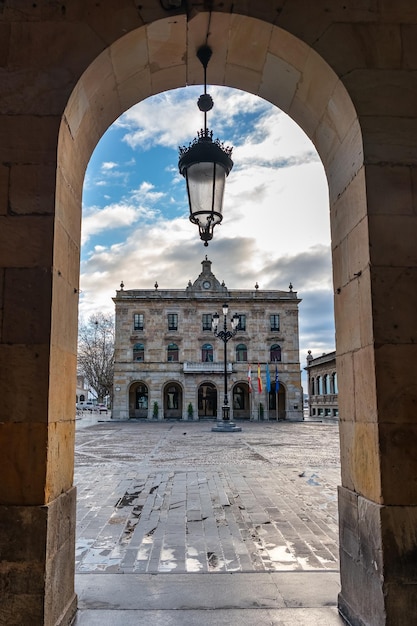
(275, 364, 279, 421)
(248, 364, 253, 421)
(266, 362, 271, 421)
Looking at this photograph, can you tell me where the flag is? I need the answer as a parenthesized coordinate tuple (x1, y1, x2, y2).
(247, 365, 252, 393)
(266, 363, 271, 393)
(275, 365, 279, 392)
(257, 363, 263, 393)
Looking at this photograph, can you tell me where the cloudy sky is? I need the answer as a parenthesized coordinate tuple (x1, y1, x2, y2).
(81, 86, 335, 381)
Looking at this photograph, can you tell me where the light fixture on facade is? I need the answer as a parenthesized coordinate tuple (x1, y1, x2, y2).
(178, 45, 234, 246)
(211, 303, 242, 432)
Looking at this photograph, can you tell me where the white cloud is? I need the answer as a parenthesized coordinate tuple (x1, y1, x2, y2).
(130, 181, 165, 203)
(81, 202, 158, 245)
(101, 161, 118, 170)
(81, 181, 167, 244)
(117, 88, 269, 151)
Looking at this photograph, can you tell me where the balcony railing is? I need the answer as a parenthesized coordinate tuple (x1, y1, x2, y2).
(183, 361, 233, 373)
(310, 394, 338, 404)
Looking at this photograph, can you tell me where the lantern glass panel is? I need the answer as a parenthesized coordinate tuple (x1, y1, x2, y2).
(186, 162, 227, 225)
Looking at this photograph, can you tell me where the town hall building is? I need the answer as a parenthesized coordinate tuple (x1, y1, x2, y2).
(112, 258, 303, 421)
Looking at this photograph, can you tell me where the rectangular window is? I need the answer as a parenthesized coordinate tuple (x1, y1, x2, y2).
(168, 313, 178, 331)
(167, 343, 179, 362)
(134, 313, 144, 331)
(237, 314, 246, 331)
(202, 314, 212, 331)
(270, 314, 280, 331)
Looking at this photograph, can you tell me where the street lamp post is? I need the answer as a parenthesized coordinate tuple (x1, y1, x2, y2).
(211, 303, 242, 432)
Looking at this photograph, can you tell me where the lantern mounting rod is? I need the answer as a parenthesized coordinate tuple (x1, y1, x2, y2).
(196, 45, 213, 132)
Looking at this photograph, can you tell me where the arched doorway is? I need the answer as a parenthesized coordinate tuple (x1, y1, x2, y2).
(198, 382, 217, 418)
(3, 6, 416, 625)
(53, 24, 375, 621)
(232, 382, 251, 419)
(129, 382, 149, 419)
(163, 382, 182, 419)
(268, 383, 286, 421)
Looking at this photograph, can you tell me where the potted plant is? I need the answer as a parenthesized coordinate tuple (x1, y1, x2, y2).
(152, 401, 159, 419)
(187, 402, 194, 420)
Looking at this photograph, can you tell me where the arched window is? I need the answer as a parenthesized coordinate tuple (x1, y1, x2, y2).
(332, 372, 338, 394)
(317, 376, 322, 395)
(236, 343, 247, 362)
(133, 343, 144, 361)
(311, 377, 315, 395)
(167, 343, 179, 362)
(323, 374, 329, 394)
(270, 344, 281, 362)
(202, 343, 213, 362)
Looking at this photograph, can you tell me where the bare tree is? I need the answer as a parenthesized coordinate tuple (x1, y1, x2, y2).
(77, 313, 114, 403)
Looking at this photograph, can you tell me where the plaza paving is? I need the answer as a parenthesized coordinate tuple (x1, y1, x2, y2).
(74, 416, 345, 624)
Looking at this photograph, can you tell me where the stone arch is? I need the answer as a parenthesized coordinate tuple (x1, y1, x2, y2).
(56, 18, 363, 620)
(231, 381, 250, 419)
(163, 380, 183, 419)
(128, 381, 149, 418)
(3, 6, 415, 625)
(268, 380, 286, 421)
(198, 381, 218, 418)
(59, 15, 361, 243)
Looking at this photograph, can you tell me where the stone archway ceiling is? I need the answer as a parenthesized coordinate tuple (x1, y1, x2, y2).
(61, 12, 362, 208)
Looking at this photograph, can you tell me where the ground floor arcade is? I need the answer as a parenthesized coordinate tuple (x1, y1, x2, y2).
(120, 379, 290, 421)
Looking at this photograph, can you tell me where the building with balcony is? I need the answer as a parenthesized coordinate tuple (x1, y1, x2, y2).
(76, 374, 90, 404)
(112, 258, 303, 421)
(305, 350, 338, 419)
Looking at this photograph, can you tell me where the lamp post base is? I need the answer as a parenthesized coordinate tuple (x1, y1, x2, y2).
(211, 421, 242, 432)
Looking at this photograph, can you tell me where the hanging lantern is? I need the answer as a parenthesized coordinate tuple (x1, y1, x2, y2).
(178, 45, 234, 246)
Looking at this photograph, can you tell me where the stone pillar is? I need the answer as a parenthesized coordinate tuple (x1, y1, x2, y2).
(334, 158, 417, 624)
(0, 116, 78, 624)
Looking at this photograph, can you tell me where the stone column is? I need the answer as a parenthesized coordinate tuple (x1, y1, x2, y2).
(334, 155, 417, 624)
(0, 115, 78, 624)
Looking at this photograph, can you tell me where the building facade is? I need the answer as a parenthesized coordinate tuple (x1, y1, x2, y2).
(75, 374, 89, 404)
(112, 258, 303, 422)
(305, 350, 338, 419)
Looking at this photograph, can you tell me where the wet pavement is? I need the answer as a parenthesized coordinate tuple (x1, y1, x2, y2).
(74, 418, 340, 576)
(73, 417, 345, 625)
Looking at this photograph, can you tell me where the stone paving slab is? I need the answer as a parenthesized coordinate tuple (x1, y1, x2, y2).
(76, 571, 341, 610)
(73, 419, 344, 624)
(75, 420, 340, 575)
(74, 571, 344, 625)
(74, 607, 344, 625)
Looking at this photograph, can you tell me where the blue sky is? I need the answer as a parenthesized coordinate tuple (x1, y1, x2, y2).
(80, 86, 335, 377)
